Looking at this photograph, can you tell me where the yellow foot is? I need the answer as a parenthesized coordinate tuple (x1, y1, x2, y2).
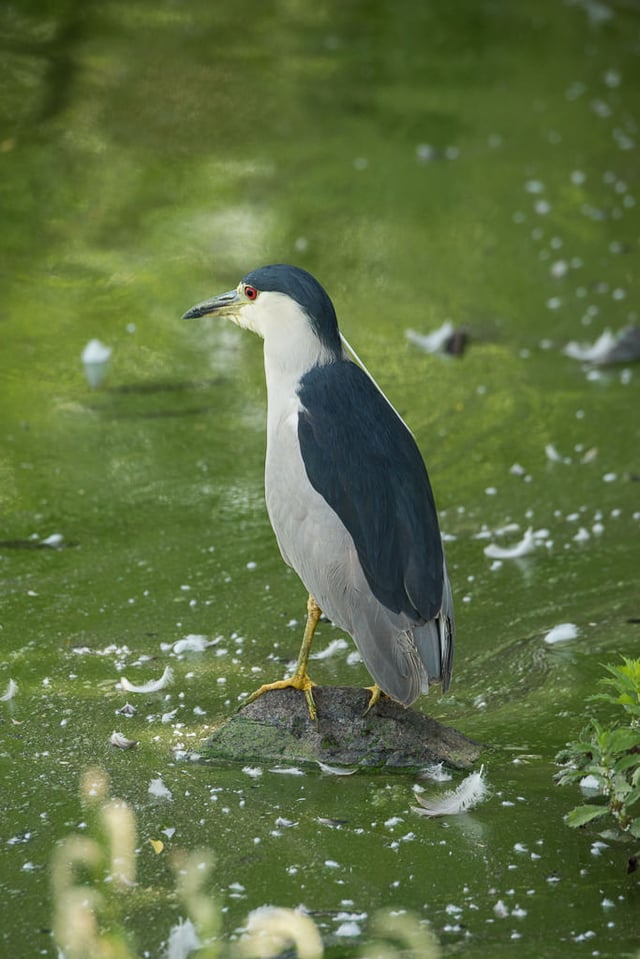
(363, 683, 387, 715)
(246, 673, 318, 721)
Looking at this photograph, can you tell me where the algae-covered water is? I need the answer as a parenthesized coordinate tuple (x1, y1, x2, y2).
(1, 1, 639, 956)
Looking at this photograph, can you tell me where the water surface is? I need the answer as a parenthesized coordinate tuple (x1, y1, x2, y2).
(1, 1, 639, 956)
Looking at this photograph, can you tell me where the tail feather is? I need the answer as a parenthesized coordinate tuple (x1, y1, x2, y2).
(335, 557, 455, 706)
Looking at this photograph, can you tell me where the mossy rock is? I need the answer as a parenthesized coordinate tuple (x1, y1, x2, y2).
(200, 685, 483, 771)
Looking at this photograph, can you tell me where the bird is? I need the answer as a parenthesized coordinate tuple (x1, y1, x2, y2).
(183, 264, 454, 719)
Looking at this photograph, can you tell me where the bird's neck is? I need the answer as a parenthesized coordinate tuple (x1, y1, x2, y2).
(262, 336, 342, 408)
(264, 337, 336, 442)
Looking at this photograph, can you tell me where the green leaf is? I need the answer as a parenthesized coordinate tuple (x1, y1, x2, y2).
(614, 753, 640, 775)
(629, 819, 640, 839)
(566, 804, 610, 828)
(603, 727, 640, 754)
(623, 785, 640, 809)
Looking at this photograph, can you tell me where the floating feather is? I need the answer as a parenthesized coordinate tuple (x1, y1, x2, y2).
(413, 766, 488, 817)
(116, 702, 137, 717)
(41, 533, 64, 548)
(0, 679, 18, 702)
(118, 666, 174, 693)
(483, 528, 537, 560)
(563, 327, 640, 365)
(317, 761, 357, 776)
(173, 635, 211, 654)
(109, 731, 138, 750)
(545, 443, 570, 464)
(148, 777, 173, 800)
(310, 638, 348, 661)
(544, 623, 579, 645)
(82, 338, 112, 389)
(405, 322, 455, 354)
(166, 917, 200, 959)
(418, 762, 453, 783)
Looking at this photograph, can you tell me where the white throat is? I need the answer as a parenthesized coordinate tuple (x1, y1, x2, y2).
(239, 292, 339, 399)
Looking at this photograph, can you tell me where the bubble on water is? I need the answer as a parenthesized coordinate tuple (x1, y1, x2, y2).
(550, 260, 568, 278)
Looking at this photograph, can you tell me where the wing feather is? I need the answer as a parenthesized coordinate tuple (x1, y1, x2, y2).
(296, 360, 444, 622)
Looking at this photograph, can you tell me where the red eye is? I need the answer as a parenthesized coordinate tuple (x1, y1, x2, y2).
(245, 285, 258, 301)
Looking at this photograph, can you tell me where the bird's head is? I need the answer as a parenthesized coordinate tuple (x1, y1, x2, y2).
(183, 264, 343, 363)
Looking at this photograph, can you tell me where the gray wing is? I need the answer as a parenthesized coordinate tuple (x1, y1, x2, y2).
(295, 360, 454, 698)
(297, 360, 444, 620)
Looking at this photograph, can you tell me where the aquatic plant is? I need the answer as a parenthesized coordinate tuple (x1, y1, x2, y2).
(555, 658, 640, 855)
(52, 767, 441, 958)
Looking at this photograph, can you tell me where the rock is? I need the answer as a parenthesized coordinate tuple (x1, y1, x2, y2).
(200, 686, 483, 771)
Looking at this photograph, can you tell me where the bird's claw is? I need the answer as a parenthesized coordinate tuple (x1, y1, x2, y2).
(246, 673, 318, 722)
(363, 683, 386, 715)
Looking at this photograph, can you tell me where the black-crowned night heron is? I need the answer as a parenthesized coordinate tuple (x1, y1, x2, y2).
(183, 265, 454, 718)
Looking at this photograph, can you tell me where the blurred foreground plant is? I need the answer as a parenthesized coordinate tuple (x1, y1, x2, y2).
(555, 657, 640, 855)
(52, 767, 441, 959)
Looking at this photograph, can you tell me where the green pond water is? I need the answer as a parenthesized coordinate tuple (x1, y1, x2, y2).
(1, 0, 639, 955)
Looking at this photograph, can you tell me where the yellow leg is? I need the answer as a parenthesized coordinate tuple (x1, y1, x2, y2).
(364, 682, 386, 714)
(246, 594, 321, 720)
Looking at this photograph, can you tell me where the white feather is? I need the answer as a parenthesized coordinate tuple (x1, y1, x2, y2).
(310, 638, 348, 661)
(413, 766, 488, 817)
(483, 528, 537, 560)
(173, 635, 210, 654)
(564, 329, 617, 362)
(118, 666, 174, 693)
(405, 322, 455, 354)
(543, 622, 579, 645)
(0, 679, 18, 702)
(317, 761, 357, 776)
(418, 762, 453, 783)
(109, 731, 139, 750)
(166, 917, 201, 959)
